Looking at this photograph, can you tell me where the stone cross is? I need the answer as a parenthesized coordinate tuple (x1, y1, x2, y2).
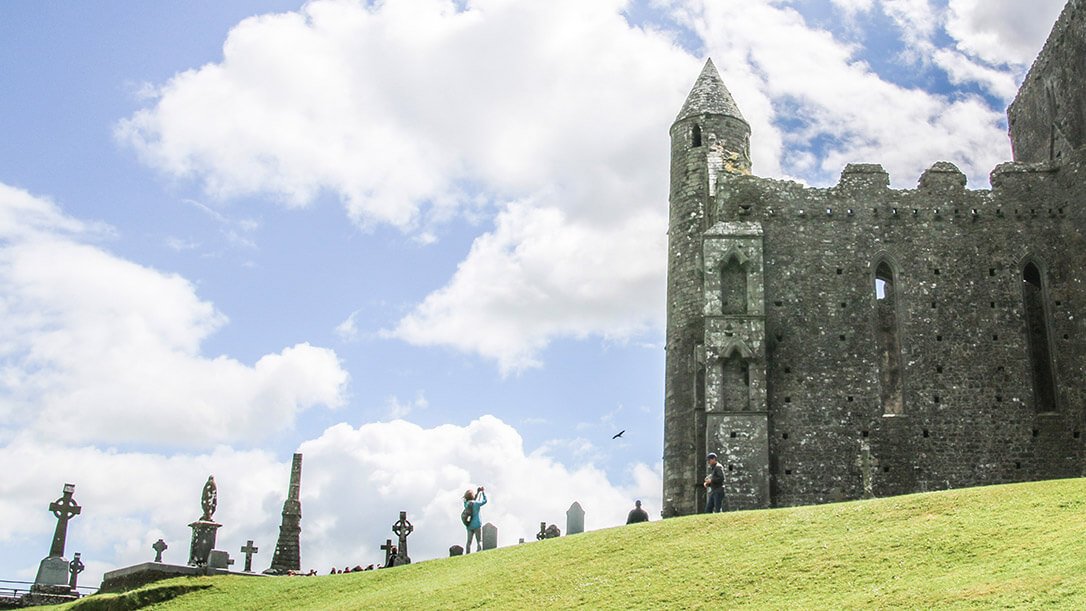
(856, 440, 878, 499)
(240, 540, 259, 572)
(566, 501, 585, 535)
(536, 522, 547, 541)
(392, 511, 413, 565)
(68, 552, 84, 590)
(152, 539, 168, 563)
(380, 539, 395, 568)
(48, 483, 81, 558)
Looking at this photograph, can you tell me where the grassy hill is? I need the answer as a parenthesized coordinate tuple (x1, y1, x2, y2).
(60, 478, 1086, 610)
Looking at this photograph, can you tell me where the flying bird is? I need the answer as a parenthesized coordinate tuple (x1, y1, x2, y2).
(612, 430, 625, 440)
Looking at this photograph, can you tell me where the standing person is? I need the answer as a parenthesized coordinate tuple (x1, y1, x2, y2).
(626, 499, 650, 524)
(462, 486, 487, 553)
(704, 453, 726, 513)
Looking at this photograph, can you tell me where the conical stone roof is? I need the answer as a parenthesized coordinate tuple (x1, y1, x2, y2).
(675, 58, 746, 124)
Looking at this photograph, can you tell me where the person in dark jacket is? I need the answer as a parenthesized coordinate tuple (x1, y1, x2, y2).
(463, 486, 487, 553)
(704, 453, 726, 513)
(626, 499, 650, 524)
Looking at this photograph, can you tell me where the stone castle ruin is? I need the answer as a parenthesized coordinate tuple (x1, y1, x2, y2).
(662, 1, 1086, 516)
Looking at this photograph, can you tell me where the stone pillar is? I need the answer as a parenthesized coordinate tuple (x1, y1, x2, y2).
(267, 453, 303, 574)
(187, 520, 222, 567)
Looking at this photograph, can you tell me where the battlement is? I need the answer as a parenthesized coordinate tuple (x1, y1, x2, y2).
(713, 160, 1070, 224)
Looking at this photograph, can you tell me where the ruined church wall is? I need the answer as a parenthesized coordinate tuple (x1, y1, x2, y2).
(1009, 0, 1086, 163)
(712, 159, 1086, 507)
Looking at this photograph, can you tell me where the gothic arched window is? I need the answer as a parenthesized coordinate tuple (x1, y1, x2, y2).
(1023, 260, 1057, 412)
(692, 123, 702, 147)
(875, 260, 904, 415)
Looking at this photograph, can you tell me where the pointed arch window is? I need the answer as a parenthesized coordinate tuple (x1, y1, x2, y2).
(874, 260, 904, 415)
(692, 124, 702, 147)
(720, 355, 750, 412)
(1022, 260, 1057, 412)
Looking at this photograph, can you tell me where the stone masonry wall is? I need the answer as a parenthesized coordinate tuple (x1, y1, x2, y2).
(711, 157, 1086, 507)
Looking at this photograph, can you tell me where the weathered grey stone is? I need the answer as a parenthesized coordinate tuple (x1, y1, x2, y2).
(266, 453, 303, 575)
(68, 553, 84, 590)
(188, 476, 221, 567)
(392, 511, 413, 565)
(565, 502, 584, 535)
(207, 550, 233, 570)
(449, 545, 463, 557)
(481, 522, 497, 550)
(664, 6, 1086, 518)
(152, 539, 168, 563)
(34, 483, 81, 588)
(240, 540, 258, 572)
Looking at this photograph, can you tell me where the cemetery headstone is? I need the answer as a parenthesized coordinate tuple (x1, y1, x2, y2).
(152, 539, 168, 563)
(187, 476, 222, 567)
(481, 522, 498, 550)
(207, 550, 234, 570)
(392, 511, 413, 565)
(266, 453, 303, 575)
(536, 522, 547, 541)
(380, 539, 395, 568)
(449, 545, 463, 557)
(240, 540, 259, 572)
(544, 524, 561, 539)
(68, 553, 84, 590)
(34, 483, 82, 588)
(566, 502, 585, 535)
(856, 440, 878, 499)
(518, 538, 525, 544)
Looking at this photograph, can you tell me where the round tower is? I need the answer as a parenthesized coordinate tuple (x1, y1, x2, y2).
(663, 59, 751, 517)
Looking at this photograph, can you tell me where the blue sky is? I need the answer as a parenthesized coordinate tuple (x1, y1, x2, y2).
(0, 0, 1065, 587)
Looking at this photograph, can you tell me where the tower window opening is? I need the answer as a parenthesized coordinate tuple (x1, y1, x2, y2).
(692, 124, 702, 147)
(720, 257, 747, 315)
(1023, 260, 1057, 412)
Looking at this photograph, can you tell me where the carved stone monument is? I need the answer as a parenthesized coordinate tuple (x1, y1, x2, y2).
(187, 476, 222, 567)
(152, 539, 168, 563)
(449, 545, 463, 557)
(481, 522, 497, 550)
(566, 502, 585, 535)
(544, 524, 561, 539)
(266, 453, 302, 575)
(536, 522, 547, 541)
(240, 540, 259, 572)
(34, 483, 81, 588)
(68, 553, 85, 590)
(392, 511, 413, 566)
(380, 539, 395, 568)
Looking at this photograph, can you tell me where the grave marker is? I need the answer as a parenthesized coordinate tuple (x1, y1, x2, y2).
(240, 540, 259, 573)
(566, 502, 585, 535)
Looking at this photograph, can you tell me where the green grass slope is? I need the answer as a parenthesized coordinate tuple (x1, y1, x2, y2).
(64, 478, 1086, 610)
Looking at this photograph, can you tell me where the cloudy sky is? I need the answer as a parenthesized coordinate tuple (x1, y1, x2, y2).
(0, 0, 1066, 586)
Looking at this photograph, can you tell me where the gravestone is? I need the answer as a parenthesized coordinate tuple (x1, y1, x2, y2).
(518, 538, 525, 545)
(856, 440, 878, 499)
(536, 522, 547, 541)
(34, 483, 81, 588)
(266, 453, 303, 575)
(207, 550, 234, 570)
(240, 540, 259, 573)
(188, 476, 222, 567)
(392, 511, 413, 565)
(152, 539, 168, 563)
(380, 539, 395, 568)
(481, 522, 497, 550)
(68, 553, 84, 590)
(449, 545, 463, 557)
(566, 502, 585, 535)
(545, 524, 561, 539)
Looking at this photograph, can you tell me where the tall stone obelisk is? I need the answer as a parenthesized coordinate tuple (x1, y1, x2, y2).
(266, 453, 302, 574)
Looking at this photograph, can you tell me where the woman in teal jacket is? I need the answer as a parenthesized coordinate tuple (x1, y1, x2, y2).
(463, 486, 487, 553)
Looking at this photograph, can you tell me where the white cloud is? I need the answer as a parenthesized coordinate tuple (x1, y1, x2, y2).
(932, 48, 1018, 99)
(0, 416, 660, 585)
(389, 203, 665, 372)
(334, 310, 361, 341)
(384, 392, 428, 419)
(946, 0, 1066, 66)
(0, 183, 349, 447)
